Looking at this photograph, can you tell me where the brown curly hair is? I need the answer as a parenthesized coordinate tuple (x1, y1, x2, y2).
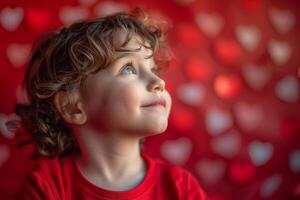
(14, 8, 172, 159)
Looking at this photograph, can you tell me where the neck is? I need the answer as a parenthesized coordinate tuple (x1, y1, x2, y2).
(72, 125, 146, 184)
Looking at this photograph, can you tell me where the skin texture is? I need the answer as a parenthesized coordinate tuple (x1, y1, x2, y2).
(53, 31, 172, 190)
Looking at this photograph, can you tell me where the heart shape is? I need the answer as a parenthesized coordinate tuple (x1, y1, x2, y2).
(170, 107, 196, 132)
(241, 0, 261, 12)
(205, 107, 233, 135)
(234, 101, 264, 132)
(160, 137, 192, 165)
(260, 174, 282, 198)
(176, 82, 205, 106)
(269, 8, 295, 34)
(0, 7, 24, 31)
(214, 38, 241, 64)
(275, 75, 299, 103)
(213, 74, 242, 99)
(0, 113, 22, 139)
(195, 158, 226, 185)
(229, 160, 255, 184)
(59, 6, 89, 26)
(242, 63, 271, 90)
(185, 58, 212, 81)
(290, 150, 300, 173)
(26, 8, 50, 31)
(196, 13, 224, 38)
(235, 25, 261, 52)
(268, 40, 292, 66)
(176, 24, 203, 47)
(210, 130, 241, 158)
(6, 43, 31, 67)
(248, 141, 273, 166)
(94, 1, 128, 17)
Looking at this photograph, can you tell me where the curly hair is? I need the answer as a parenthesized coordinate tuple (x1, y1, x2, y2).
(13, 8, 172, 159)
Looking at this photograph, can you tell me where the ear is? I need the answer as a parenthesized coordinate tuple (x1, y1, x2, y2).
(53, 90, 87, 125)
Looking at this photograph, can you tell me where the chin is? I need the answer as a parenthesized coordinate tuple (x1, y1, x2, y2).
(146, 120, 168, 135)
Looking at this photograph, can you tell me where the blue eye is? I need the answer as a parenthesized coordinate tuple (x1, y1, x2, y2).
(120, 63, 136, 75)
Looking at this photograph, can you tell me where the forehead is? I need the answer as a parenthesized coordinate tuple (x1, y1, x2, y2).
(112, 29, 153, 60)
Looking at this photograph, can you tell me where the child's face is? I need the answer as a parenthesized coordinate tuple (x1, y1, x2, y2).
(81, 32, 172, 137)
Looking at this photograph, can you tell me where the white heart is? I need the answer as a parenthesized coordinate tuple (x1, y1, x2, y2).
(195, 158, 226, 185)
(242, 63, 271, 90)
(0, 144, 10, 167)
(260, 174, 282, 198)
(94, 1, 128, 17)
(249, 141, 273, 166)
(6, 43, 31, 67)
(0, 113, 21, 139)
(235, 25, 261, 52)
(205, 107, 233, 135)
(290, 150, 300, 173)
(176, 82, 205, 106)
(160, 137, 192, 165)
(196, 13, 224, 38)
(269, 8, 295, 35)
(211, 130, 241, 159)
(275, 75, 299, 103)
(234, 101, 264, 132)
(59, 6, 89, 26)
(268, 40, 292, 66)
(0, 7, 24, 31)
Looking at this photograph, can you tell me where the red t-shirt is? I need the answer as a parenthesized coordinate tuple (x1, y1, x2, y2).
(17, 152, 208, 200)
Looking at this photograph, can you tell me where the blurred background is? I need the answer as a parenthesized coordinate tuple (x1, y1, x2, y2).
(0, 0, 300, 199)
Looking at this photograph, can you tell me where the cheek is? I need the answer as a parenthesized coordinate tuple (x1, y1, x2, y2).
(104, 82, 144, 132)
(108, 81, 142, 116)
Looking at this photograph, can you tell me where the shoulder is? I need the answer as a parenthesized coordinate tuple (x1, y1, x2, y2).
(16, 156, 73, 200)
(144, 154, 208, 200)
(148, 155, 195, 182)
(29, 155, 72, 180)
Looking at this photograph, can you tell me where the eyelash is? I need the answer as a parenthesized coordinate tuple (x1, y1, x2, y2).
(120, 62, 136, 75)
(119, 61, 162, 76)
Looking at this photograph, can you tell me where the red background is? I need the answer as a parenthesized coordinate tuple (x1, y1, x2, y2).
(1, 0, 300, 199)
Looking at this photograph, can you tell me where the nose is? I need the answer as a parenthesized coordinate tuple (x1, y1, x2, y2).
(147, 76, 165, 92)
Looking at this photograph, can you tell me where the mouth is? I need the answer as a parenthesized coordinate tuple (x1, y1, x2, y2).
(141, 98, 166, 108)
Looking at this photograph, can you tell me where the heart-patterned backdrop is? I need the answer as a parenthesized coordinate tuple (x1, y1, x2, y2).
(0, 0, 299, 199)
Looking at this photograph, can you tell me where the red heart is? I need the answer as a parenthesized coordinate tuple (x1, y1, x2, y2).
(213, 74, 242, 99)
(214, 38, 241, 64)
(26, 8, 51, 31)
(176, 24, 203, 48)
(229, 161, 255, 183)
(170, 107, 196, 132)
(185, 58, 212, 81)
(241, 0, 262, 12)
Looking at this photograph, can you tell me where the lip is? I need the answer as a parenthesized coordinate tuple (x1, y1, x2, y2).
(141, 98, 166, 107)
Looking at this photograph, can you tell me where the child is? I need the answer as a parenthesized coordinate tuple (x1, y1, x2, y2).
(15, 9, 208, 200)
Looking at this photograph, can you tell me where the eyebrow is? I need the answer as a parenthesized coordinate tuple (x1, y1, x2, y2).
(114, 52, 135, 60)
(114, 45, 156, 60)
